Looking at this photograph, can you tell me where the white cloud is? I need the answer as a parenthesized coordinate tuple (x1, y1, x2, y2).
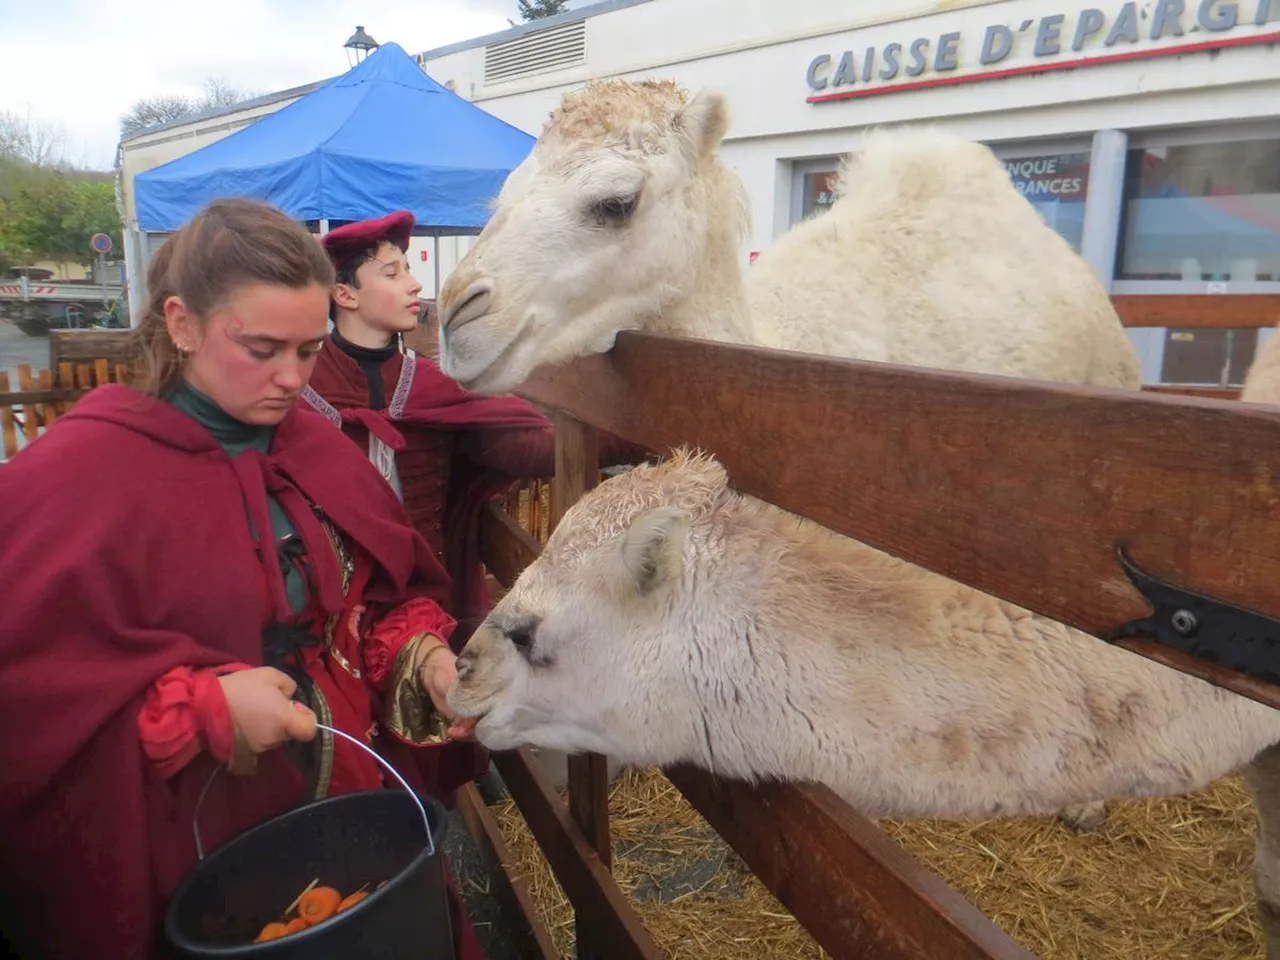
(0, 0, 522, 170)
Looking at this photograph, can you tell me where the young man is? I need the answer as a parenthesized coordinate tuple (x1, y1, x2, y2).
(306, 211, 645, 794)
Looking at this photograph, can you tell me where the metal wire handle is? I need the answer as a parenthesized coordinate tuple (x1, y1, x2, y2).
(192, 722, 435, 860)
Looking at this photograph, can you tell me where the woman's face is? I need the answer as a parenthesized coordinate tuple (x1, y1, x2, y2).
(166, 282, 330, 425)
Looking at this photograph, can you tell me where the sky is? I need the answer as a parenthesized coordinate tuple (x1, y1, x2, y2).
(0, 0, 529, 171)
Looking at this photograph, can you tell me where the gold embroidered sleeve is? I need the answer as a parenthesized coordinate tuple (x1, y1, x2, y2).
(383, 634, 451, 745)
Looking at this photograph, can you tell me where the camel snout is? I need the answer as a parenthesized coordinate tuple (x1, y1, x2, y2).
(440, 278, 493, 334)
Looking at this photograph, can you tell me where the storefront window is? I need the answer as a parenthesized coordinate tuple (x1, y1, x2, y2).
(1001, 152, 1090, 252)
(800, 171, 839, 221)
(1116, 137, 1280, 282)
(1160, 327, 1258, 387)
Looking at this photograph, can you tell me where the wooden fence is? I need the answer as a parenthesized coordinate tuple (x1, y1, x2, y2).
(0, 358, 129, 460)
(469, 292, 1280, 960)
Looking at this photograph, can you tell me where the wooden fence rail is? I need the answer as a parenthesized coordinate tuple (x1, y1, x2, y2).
(1, 359, 129, 460)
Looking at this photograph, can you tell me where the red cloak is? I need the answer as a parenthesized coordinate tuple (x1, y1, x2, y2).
(0, 386, 482, 960)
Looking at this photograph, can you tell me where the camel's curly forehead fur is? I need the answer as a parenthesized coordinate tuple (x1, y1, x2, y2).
(538, 78, 690, 151)
(540, 448, 727, 567)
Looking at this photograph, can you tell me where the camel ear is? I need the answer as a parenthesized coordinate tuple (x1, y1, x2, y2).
(617, 506, 689, 595)
(674, 90, 729, 164)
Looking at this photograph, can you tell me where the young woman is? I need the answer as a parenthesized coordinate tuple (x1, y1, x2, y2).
(0, 199, 485, 959)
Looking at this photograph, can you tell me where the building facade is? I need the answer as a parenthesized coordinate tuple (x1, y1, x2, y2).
(415, 0, 1280, 388)
(118, 0, 1280, 388)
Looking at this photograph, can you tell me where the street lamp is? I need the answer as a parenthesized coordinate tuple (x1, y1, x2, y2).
(344, 25, 379, 67)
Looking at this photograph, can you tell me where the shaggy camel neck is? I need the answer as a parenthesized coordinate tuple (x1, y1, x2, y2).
(650, 168, 753, 344)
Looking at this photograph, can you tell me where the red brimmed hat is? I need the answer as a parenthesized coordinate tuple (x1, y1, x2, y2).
(320, 210, 415, 268)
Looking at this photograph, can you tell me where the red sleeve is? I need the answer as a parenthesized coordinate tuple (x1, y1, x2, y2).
(457, 422, 556, 479)
(362, 596, 457, 691)
(137, 663, 252, 779)
(459, 423, 649, 479)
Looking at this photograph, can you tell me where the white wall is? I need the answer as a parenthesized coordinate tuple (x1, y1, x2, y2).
(405, 235, 478, 299)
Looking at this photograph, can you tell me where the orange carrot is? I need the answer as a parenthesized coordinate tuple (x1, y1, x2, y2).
(254, 921, 290, 942)
(283, 877, 319, 916)
(337, 890, 368, 913)
(296, 885, 343, 924)
(284, 916, 309, 933)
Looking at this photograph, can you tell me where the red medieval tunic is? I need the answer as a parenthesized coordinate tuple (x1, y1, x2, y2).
(0, 384, 485, 960)
(305, 332, 648, 636)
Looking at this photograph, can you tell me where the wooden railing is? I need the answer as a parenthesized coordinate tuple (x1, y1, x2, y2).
(472, 308, 1280, 958)
(1, 358, 129, 459)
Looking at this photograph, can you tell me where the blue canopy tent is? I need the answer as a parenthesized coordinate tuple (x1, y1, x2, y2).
(133, 42, 535, 236)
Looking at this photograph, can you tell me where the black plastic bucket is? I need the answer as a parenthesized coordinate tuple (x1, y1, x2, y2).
(163, 725, 455, 959)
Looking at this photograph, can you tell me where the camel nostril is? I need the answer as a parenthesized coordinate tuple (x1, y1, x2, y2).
(441, 281, 493, 333)
(455, 651, 475, 680)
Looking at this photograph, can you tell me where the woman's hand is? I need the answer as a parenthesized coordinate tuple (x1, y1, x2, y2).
(417, 642, 476, 741)
(218, 667, 317, 755)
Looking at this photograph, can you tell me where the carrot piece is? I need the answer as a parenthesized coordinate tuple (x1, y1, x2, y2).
(337, 890, 368, 913)
(296, 885, 342, 924)
(284, 877, 319, 916)
(284, 916, 309, 933)
(254, 921, 290, 942)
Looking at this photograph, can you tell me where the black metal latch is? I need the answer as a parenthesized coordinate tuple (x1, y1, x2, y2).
(1111, 546, 1280, 687)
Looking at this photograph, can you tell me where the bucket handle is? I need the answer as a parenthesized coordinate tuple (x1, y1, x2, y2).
(193, 722, 435, 860)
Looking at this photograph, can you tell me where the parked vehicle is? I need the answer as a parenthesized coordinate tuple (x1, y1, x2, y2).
(0, 266, 126, 336)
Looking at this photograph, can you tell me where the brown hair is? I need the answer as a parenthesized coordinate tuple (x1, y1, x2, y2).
(126, 198, 336, 396)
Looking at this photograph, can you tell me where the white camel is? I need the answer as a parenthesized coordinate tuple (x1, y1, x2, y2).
(1243, 327, 1280, 404)
(436, 78, 1140, 396)
(447, 449, 1280, 956)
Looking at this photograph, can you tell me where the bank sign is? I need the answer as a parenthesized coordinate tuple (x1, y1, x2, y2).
(806, 0, 1279, 103)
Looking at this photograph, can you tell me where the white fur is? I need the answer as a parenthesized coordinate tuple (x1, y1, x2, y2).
(1243, 324, 1280, 404)
(436, 79, 1140, 395)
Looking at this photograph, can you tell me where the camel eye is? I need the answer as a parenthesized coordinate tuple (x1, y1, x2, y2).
(589, 191, 640, 226)
(507, 626, 535, 652)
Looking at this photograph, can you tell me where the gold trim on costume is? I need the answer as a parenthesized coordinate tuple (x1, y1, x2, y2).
(316, 508, 362, 679)
(383, 634, 451, 745)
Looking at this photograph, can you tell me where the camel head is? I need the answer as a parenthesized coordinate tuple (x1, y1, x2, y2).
(437, 79, 741, 395)
(447, 449, 730, 762)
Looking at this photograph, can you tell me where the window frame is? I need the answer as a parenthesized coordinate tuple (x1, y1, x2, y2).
(1111, 122, 1280, 295)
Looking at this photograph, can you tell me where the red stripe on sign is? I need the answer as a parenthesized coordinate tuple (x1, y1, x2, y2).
(805, 29, 1280, 103)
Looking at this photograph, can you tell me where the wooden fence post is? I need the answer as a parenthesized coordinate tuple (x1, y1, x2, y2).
(37, 369, 57, 427)
(0, 372, 15, 459)
(551, 411, 615, 958)
(16, 365, 38, 446)
(57, 363, 74, 415)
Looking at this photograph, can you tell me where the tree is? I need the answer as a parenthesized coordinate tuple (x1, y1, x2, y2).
(0, 172, 120, 265)
(515, 0, 571, 21)
(119, 77, 257, 139)
(0, 108, 67, 168)
(119, 95, 198, 139)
